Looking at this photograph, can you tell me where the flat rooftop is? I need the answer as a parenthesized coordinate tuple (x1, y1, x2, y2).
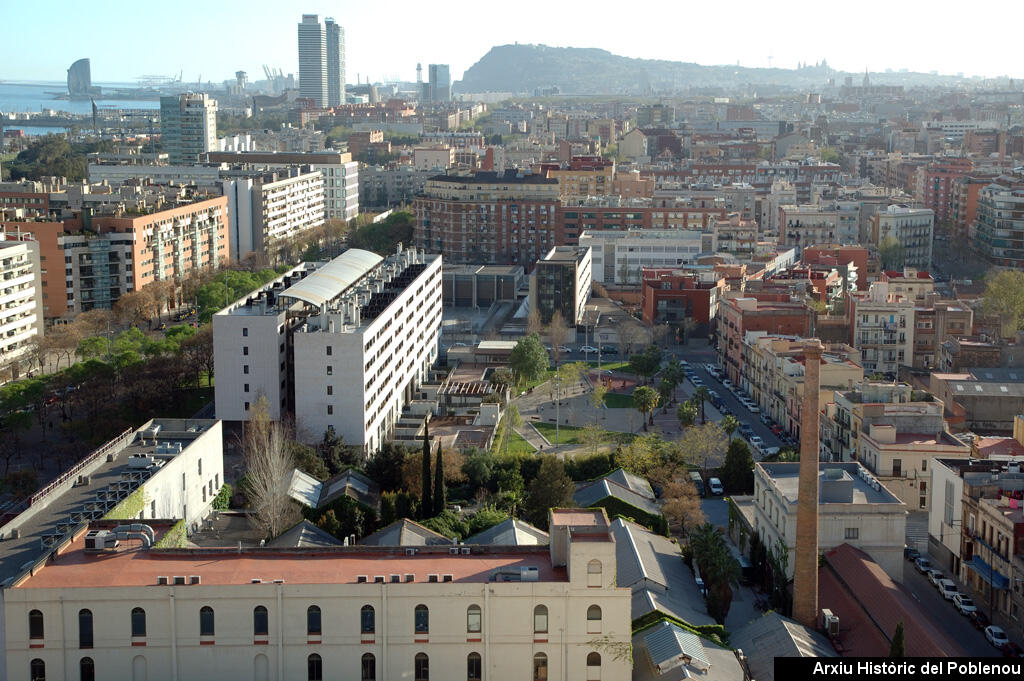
(0, 418, 219, 584)
(13, 538, 563, 589)
(758, 462, 903, 505)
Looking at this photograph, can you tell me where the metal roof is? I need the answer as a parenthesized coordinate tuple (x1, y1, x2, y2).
(643, 621, 711, 674)
(280, 249, 383, 307)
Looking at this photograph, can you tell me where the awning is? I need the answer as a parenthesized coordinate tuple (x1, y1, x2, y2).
(966, 555, 1010, 590)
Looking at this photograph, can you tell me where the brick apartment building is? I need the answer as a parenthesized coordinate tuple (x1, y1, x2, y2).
(639, 269, 725, 331)
(716, 293, 814, 383)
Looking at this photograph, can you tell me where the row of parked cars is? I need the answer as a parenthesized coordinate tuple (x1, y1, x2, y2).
(909, 550, 1022, 655)
(697, 364, 791, 456)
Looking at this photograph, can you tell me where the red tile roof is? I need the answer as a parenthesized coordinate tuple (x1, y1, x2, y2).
(820, 544, 960, 657)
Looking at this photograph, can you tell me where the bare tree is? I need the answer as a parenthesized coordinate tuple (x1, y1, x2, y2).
(547, 310, 570, 365)
(526, 307, 543, 336)
(242, 396, 300, 540)
(114, 288, 154, 328)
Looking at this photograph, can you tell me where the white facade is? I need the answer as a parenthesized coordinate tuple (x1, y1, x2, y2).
(315, 160, 358, 221)
(413, 147, 455, 172)
(3, 510, 629, 681)
(160, 94, 217, 165)
(214, 249, 443, 452)
(753, 462, 907, 582)
(87, 163, 224, 187)
(872, 205, 934, 269)
(221, 169, 325, 260)
(0, 238, 43, 377)
(297, 14, 328, 106)
(579, 229, 709, 284)
(851, 281, 915, 377)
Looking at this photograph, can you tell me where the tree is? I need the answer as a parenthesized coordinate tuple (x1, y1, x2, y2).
(579, 423, 607, 456)
(461, 448, 495, 488)
(489, 367, 514, 394)
(677, 422, 729, 474)
(677, 402, 697, 429)
(525, 455, 576, 529)
(509, 333, 549, 386)
(590, 380, 608, 413)
(721, 415, 739, 441)
(616, 434, 662, 476)
(878, 235, 905, 271)
(703, 541, 742, 624)
(547, 310, 569, 365)
(657, 378, 674, 414)
(500, 404, 522, 456)
(420, 419, 433, 519)
(819, 146, 840, 163)
(889, 621, 905, 658)
(628, 345, 662, 384)
(692, 386, 711, 424)
(632, 385, 660, 431)
(114, 288, 154, 328)
(526, 307, 543, 336)
(242, 397, 299, 540)
(365, 443, 409, 491)
(661, 359, 685, 403)
(433, 446, 447, 516)
(650, 466, 706, 536)
(467, 505, 510, 535)
(982, 269, 1024, 337)
(719, 439, 755, 494)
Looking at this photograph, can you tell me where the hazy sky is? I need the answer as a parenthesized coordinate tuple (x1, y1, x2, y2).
(2, 0, 1020, 84)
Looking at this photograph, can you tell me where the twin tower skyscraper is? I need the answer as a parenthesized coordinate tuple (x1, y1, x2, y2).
(298, 14, 345, 107)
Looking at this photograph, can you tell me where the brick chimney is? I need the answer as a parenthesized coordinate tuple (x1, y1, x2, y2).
(792, 341, 823, 628)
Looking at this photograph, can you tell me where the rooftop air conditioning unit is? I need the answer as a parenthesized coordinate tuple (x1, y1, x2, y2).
(520, 566, 540, 582)
(84, 530, 119, 552)
(390, 574, 400, 583)
(461, 547, 471, 555)
(405, 548, 417, 556)
(273, 579, 284, 584)
(251, 578, 262, 584)
(449, 547, 460, 555)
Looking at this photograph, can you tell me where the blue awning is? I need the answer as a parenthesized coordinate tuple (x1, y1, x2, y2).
(966, 555, 1010, 590)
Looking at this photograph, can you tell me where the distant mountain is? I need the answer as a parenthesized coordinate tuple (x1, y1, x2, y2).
(455, 44, 973, 95)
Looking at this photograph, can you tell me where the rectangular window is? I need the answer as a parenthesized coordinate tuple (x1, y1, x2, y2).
(244, 401, 250, 411)
(326, 346, 332, 356)
(243, 346, 249, 356)
(242, 327, 248, 337)
(844, 527, 859, 540)
(327, 366, 333, 375)
(327, 386, 333, 395)
(244, 383, 250, 393)
(243, 365, 249, 374)
(327, 405, 333, 415)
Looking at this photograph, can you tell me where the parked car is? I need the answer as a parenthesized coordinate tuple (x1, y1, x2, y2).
(558, 345, 572, 353)
(770, 424, 784, 436)
(760, 413, 772, 425)
(722, 379, 733, 389)
(738, 423, 754, 437)
(927, 569, 946, 587)
(719, 406, 733, 417)
(692, 377, 704, 387)
(986, 625, 1010, 648)
(937, 579, 959, 600)
(689, 471, 705, 496)
(695, 576, 707, 597)
(969, 610, 991, 630)
(761, 446, 780, 458)
(600, 345, 619, 355)
(914, 556, 932, 573)
(954, 594, 977, 615)
(748, 404, 761, 414)
(904, 546, 920, 562)
(1001, 642, 1024, 658)
(708, 477, 724, 495)
(579, 345, 599, 353)
(750, 435, 765, 449)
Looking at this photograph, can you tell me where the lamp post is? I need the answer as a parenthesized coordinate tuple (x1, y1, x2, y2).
(555, 364, 560, 447)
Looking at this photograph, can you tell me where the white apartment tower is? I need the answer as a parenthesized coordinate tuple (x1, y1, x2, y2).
(159, 93, 217, 164)
(325, 18, 346, 107)
(0, 237, 44, 379)
(298, 14, 328, 107)
(214, 247, 442, 452)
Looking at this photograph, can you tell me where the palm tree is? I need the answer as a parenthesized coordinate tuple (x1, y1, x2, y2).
(658, 378, 674, 414)
(632, 385, 660, 432)
(703, 542, 742, 624)
(662, 359, 685, 403)
(721, 415, 739, 441)
(677, 401, 696, 429)
(693, 386, 711, 424)
(688, 522, 723, 577)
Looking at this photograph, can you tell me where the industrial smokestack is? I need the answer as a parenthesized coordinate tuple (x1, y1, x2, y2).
(792, 340, 824, 628)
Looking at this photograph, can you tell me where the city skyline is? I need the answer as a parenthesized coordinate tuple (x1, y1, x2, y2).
(1, 0, 1022, 86)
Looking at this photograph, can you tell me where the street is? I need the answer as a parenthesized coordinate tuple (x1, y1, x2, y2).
(901, 560, 1000, 657)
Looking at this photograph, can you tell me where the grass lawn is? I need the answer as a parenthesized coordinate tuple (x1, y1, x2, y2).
(603, 392, 635, 408)
(533, 421, 636, 446)
(587, 360, 631, 372)
(491, 427, 536, 456)
(516, 367, 558, 393)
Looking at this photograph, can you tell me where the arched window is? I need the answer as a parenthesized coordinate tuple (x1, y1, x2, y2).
(253, 606, 269, 636)
(467, 604, 482, 633)
(533, 653, 548, 681)
(414, 652, 429, 681)
(587, 559, 603, 587)
(533, 605, 548, 634)
(361, 605, 375, 634)
(307, 605, 321, 636)
(307, 653, 322, 681)
(131, 607, 147, 637)
(80, 657, 95, 681)
(199, 606, 215, 636)
(587, 652, 601, 681)
(29, 609, 44, 640)
(30, 659, 45, 681)
(467, 652, 482, 681)
(361, 653, 376, 681)
(587, 604, 602, 633)
(414, 604, 429, 634)
(79, 609, 93, 648)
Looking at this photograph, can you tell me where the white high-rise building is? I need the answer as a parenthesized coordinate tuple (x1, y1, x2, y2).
(159, 93, 217, 164)
(0, 236, 44, 380)
(214, 247, 442, 452)
(298, 14, 328, 107)
(325, 18, 345, 107)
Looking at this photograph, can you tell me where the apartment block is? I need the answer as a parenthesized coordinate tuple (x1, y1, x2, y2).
(160, 93, 217, 165)
(712, 213, 757, 255)
(413, 172, 560, 268)
(0, 237, 44, 378)
(973, 174, 1024, 267)
(579, 229, 711, 285)
(716, 294, 814, 384)
(529, 246, 592, 326)
(544, 157, 614, 201)
(754, 462, 907, 582)
(870, 205, 934, 269)
(412, 147, 455, 172)
(214, 247, 442, 452)
(358, 166, 433, 210)
(913, 158, 973, 223)
(2, 508, 628, 681)
(847, 281, 915, 378)
(639, 268, 725, 329)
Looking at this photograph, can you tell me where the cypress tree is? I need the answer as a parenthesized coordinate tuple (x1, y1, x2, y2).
(889, 621, 905, 658)
(433, 445, 446, 516)
(420, 419, 432, 519)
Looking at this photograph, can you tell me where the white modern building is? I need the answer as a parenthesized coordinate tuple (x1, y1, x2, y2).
(297, 14, 328, 107)
(221, 167, 325, 260)
(160, 93, 217, 165)
(578, 229, 711, 284)
(870, 205, 934, 269)
(324, 18, 345, 107)
(2, 508, 630, 681)
(0, 237, 44, 379)
(753, 461, 907, 582)
(87, 162, 224, 188)
(214, 247, 443, 451)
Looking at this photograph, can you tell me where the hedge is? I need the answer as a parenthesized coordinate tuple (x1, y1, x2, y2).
(631, 610, 730, 647)
(584, 496, 667, 536)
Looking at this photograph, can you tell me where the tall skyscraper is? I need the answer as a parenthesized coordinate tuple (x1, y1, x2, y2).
(427, 64, 452, 103)
(298, 14, 327, 106)
(160, 93, 217, 164)
(325, 18, 345, 107)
